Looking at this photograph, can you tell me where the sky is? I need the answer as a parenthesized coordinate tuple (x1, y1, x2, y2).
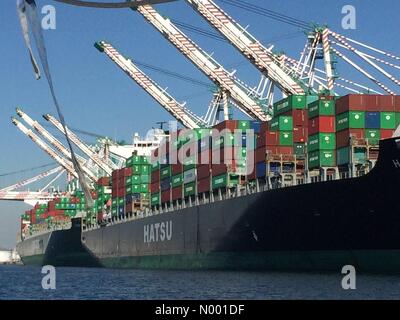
(0, 0, 399, 248)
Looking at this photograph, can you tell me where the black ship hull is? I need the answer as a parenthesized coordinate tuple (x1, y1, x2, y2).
(17, 137, 400, 272)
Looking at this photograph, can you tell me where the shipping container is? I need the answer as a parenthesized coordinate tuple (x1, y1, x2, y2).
(308, 133, 336, 152)
(197, 177, 211, 193)
(308, 150, 336, 169)
(266, 146, 293, 155)
(257, 131, 279, 147)
(197, 164, 211, 180)
(211, 164, 228, 176)
(270, 116, 293, 132)
(377, 95, 395, 111)
(273, 95, 307, 116)
(279, 131, 293, 146)
(160, 166, 171, 179)
(365, 129, 380, 145)
(294, 143, 306, 156)
(151, 193, 160, 206)
(256, 162, 266, 178)
(293, 127, 307, 143)
(308, 116, 335, 135)
(335, 94, 366, 114)
(161, 190, 170, 204)
(212, 173, 239, 189)
(336, 111, 365, 131)
(365, 112, 380, 129)
(337, 147, 367, 165)
(290, 109, 308, 127)
(380, 112, 396, 129)
(171, 174, 183, 188)
(171, 186, 183, 201)
(255, 147, 266, 163)
(183, 168, 196, 184)
(381, 129, 395, 139)
(213, 120, 238, 132)
(308, 99, 335, 118)
(171, 163, 183, 175)
(160, 178, 171, 192)
(336, 129, 365, 149)
(184, 182, 196, 197)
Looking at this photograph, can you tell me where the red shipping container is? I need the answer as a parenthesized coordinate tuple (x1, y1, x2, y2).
(376, 95, 394, 111)
(150, 182, 159, 194)
(112, 170, 118, 179)
(171, 163, 183, 175)
(172, 186, 183, 201)
(293, 127, 307, 143)
(395, 96, 400, 112)
(197, 164, 211, 180)
(112, 189, 117, 198)
(336, 129, 365, 148)
(336, 94, 366, 114)
(381, 129, 394, 139)
(97, 176, 111, 186)
(91, 191, 98, 199)
(48, 201, 55, 211)
(54, 198, 61, 204)
(161, 190, 171, 203)
(122, 167, 132, 177)
(48, 210, 65, 217)
(211, 164, 228, 176)
(308, 116, 335, 135)
(266, 146, 293, 155)
(197, 177, 211, 193)
(151, 170, 160, 183)
(260, 122, 269, 133)
(117, 187, 126, 198)
(255, 147, 266, 163)
(247, 166, 256, 181)
(213, 120, 238, 132)
(257, 131, 279, 147)
(287, 109, 308, 127)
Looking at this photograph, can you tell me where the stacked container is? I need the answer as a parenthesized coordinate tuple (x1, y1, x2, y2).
(335, 94, 397, 166)
(308, 96, 336, 169)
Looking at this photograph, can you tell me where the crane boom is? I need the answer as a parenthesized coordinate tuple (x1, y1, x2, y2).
(0, 166, 63, 192)
(16, 108, 98, 182)
(135, 4, 269, 121)
(95, 41, 204, 129)
(0, 191, 54, 201)
(12, 117, 79, 180)
(43, 114, 115, 175)
(184, 0, 306, 96)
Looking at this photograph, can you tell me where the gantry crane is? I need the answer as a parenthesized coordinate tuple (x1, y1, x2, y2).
(16, 108, 98, 182)
(0, 166, 63, 192)
(134, 4, 270, 121)
(184, 0, 307, 96)
(12, 117, 80, 180)
(43, 114, 116, 175)
(95, 41, 206, 129)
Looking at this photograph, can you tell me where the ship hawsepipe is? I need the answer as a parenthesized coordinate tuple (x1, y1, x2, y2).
(16, 136, 400, 272)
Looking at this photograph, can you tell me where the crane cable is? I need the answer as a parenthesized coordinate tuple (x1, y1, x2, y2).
(17, 0, 94, 208)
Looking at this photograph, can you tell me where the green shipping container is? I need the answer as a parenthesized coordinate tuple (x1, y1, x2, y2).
(140, 184, 149, 193)
(212, 174, 239, 189)
(337, 147, 367, 165)
(365, 129, 380, 145)
(308, 150, 336, 169)
(118, 198, 124, 206)
(380, 112, 396, 129)
(238, 120, 251, 131)
(294, 143, 306, 156)
(132, 165, 141, 175)
(184, 182, 196, 197)
(273, 95, 307, 116)
(396, 113, 400, 126)
(270, 116, 293, 132)
(336, 111, 365, 131)
(151, 193, 160, 206)
(141, 175, 150, 183)
(183, 156, 196, 170)
(308, 133, 336, 152)
(141, 165, 151, 175)
(308, 100, 335, 119)
(171, 174, 183, 188)
(160, 166, 171, 179)
(151, 161, 159, 171)
(279, 131, 293, 146)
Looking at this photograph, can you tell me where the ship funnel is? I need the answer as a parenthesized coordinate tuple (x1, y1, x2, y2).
(11, 117, 18, 125)
(43, 114, 50, 121)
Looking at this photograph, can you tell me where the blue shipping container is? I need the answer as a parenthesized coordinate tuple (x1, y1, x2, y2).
(160, 178, 171, 191)
(256, 162, 266, 178)
(250, 121, 261, 133)
(365, 112, 380, 129)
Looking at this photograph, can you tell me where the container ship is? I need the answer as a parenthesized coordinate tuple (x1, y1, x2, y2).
(16, 93, 400, 272)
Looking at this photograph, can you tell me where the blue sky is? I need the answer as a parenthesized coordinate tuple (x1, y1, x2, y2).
(0, 0, 399, 248)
